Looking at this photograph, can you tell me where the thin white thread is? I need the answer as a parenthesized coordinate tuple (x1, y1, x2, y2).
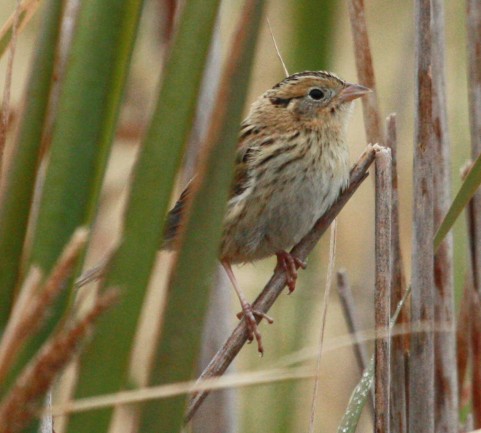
(266, 17, 289, 77)
(308, 219, 337, 433)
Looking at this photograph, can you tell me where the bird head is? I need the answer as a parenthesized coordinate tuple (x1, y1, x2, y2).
(254, 71, 371, 132)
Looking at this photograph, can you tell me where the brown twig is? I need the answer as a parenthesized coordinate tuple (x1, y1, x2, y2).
(430, 1, 458, 430)
(385, 113, 408, 433)
(409, 1, 435, 432)
(374, 147, 392, 433)
(347, 0, 383, 145)
(336, 269, 374, 415)
(0, 289, 119, 433)
(184, 144, 378, 423)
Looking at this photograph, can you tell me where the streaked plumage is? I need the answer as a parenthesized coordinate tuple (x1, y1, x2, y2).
(166, 71, 367, 263)
(164, 71, 369, 353)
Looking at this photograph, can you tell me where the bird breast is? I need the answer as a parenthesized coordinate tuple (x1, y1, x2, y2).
(221, 132, 350, 263)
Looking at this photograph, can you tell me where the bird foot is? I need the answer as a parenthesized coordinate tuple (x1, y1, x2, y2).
(236, 303, 274, 355)
(276, 251, 307, 293)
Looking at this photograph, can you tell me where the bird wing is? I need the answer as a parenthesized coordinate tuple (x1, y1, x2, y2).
(162, 125, 260, 246)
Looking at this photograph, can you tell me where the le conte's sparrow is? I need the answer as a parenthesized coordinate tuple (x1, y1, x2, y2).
(164, 71, 370, 353)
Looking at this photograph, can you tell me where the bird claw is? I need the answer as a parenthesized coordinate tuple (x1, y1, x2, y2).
(236, 304, 274, 355)
(276, 251, 307, 293)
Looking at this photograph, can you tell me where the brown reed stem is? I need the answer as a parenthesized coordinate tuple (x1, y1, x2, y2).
(431, 1, 458, 430)
(184, 144, 378, 423)
(466, 0, 481, 293)
(472, 290, 481, 428)
(409, 0, 435, 432)
(347, 0, 383, 145)
(374, 147, 392, 433)
(466, 0, 481, 426)
(457, 270, 473, 407)
(385, 113, 408, 433)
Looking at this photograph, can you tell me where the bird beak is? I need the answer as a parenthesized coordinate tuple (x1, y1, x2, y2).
(338, 83, 371, 103)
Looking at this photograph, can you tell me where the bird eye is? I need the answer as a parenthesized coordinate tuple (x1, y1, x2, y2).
(308, 88, 325, 100)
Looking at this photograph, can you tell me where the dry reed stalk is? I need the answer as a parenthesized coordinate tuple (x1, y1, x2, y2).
(0, 268, 42, 381)
(374, 147, 392, 433)
(431, 1, 458, 430)
(457, 162, 475, 409)
(347, 0, 383, 145)
(184, 144, 378, 423)
(473, 291, 481, 427)
(48, 365, 319, 417)
(0, 0, 21, 183)
(467, 0, 481, 427)
(457, 271, 473, 407)
(466, 0, 481, 294)
(0, 0, 41, 52)
(409, 0, 435, 432)
(336, 269, 374, 415)
(47, 315, 437, 419)
(385, 113, 408, 433)
(0, 228, 88, 383)
(0, 289, 118, 433)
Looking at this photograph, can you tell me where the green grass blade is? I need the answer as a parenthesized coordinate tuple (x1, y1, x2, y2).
(28, 0, 144, 272)
(337, 356, 375, 433)
(4, 0, 144, 417)
(289, 0, 337, 71)
(0, 0, 64, 331)
(140, 1, 266, 431)
(337, 286, 411, 433)
(434, 151, 481, 251)
(67, 1, 222, 431)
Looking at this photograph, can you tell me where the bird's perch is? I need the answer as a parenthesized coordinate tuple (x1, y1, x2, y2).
(185, 144, 378, 423)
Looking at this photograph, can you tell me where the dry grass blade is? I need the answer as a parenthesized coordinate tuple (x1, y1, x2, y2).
(45, 309, 434, 419)
(409, 0, 435, 432)
(48, 366, 317, 417)
(184, 144, 378, 423)
(0, 0, 21, 183)
(0, 228, 88, 383)
(374, 147, 392, 433)
(347, 0, 383, 145)
(0, 289, 119, 433)
(308, 221, 337, 433)
(0, 0, 41, 59)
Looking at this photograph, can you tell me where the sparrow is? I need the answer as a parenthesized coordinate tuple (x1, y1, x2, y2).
(164, 71, 370, 353)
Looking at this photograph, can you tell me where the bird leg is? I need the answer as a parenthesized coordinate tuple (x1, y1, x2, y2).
(221, 261, 273, 355)
(275, 251, 307, 293)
